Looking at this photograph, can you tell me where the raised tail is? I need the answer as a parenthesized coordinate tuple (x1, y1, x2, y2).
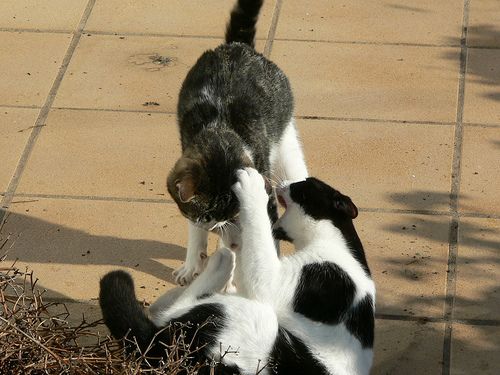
(225, 0, 264, 47)
(99, 270, 162, 356)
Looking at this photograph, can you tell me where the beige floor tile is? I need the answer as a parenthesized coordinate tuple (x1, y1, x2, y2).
(0, 0, 88, 31)
(0, 108, 39, 191)
(451, 324, 500, 375)
(463, 49, 500, 125)
(460, 126, 500, 214)
(298, 119, 454, 211)
(0, 32, 72, 107)
(17, 109, 179, 198)
(272, 41, 460, 122)
(455, 218, 500, 320)
(1, 199, 218, 301)
(468, 0, 500, 48)
(373, 320, 444, 374)
(53, 34, 226, 111)
(276, 0, 462, 46)
(85, 0, 276, 40)
(358, 212, 449, 318)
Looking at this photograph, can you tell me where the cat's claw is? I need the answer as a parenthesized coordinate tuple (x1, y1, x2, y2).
(173, 253, 208, 286)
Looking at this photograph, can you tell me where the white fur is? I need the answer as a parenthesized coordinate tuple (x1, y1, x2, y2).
(233, 168, 375, 375)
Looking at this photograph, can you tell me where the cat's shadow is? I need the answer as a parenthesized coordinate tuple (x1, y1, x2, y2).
(0, 209, 187, 288)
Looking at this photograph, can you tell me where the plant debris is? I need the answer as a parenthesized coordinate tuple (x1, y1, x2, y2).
(0, 252, 220, 374)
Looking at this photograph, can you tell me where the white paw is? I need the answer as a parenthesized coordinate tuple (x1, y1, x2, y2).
(173, 253, 208, 286)
(232, 168, 269, 210)
(205, 248, 234, 274)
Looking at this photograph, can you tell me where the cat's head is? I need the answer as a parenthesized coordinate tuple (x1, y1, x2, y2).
(273, 177, 358, 244)
(167, 130, 254, 230)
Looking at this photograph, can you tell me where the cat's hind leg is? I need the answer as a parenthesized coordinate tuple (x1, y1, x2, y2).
(271, 119, 308, 183)
(173, 221, 209, 286)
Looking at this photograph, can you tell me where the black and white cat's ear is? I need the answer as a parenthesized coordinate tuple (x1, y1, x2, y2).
(333, 195, 358, 219)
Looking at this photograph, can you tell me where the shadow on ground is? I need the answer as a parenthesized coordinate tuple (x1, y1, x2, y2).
(443, 24, 500, 103)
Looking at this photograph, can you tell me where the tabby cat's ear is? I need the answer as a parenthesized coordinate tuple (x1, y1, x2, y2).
(167, 157, 202, 203)
(176, 176, 197, 203)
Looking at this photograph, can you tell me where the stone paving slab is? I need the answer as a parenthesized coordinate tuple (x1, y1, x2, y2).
(1, 1, 499, 374)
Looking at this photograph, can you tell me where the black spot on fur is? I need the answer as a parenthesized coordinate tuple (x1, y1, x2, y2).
(289, 178, 371, 275)
(270, 327, 329, 375)
(345, 295, 375, 348)
(273, 227, 293, 242)
(293, 262, 355, 324)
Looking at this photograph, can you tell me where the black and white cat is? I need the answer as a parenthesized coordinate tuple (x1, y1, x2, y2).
(166, 0, 308, 286)
(100, 169, 374, 374)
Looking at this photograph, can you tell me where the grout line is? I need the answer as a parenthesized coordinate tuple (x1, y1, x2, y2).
(13, 193, 173, 204)
(0, 27, 73, 34)
(463, 122, 500, 128)
(359, 207, 451, 216)
(3, 105, 500, 128)
(273, 37, 462, 49)
(0, 0, 97, 214)
(0, 104, 42, 110)
(9, 192, 500, 219)
(442, 1, 469, 374)
(4, 26, 500, 51)
(297, 115, 456, 126)
(263, 0, 283, 57)
(51, 106, 177, 115)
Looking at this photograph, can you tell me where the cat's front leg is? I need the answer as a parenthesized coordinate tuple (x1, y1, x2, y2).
(173, 221, 209, 286)
(232, 168, 280, 301)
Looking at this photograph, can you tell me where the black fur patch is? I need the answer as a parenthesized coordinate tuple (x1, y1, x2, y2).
(99, 271, 235, 372)
(293, 262, 355, 325)
(270, 327, 329, 375)
(289, 178, 371, 276)
(273, 227, 293, 242)
(345, 295, 375, 348)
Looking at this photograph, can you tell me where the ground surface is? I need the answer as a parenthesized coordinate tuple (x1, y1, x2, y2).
(0, 1, 499, 374)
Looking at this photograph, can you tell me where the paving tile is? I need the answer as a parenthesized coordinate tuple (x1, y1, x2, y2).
(276, 0, 462, 46)
(357, 212, 449, 318)
(451, 324, 500, 375)
(455, 218, 500, 321)
(54, 34, 227, 112)
(0, 199, 218, 301)
(272, 41, 460, 122)
(17, 109, 179, 198)
(460, 126, 500, 215)
(85, 0, 276, 40)
(0, 0, 88, 31)
(373, 319, 444, 374)
(0, 108, 39, 192)
(468, 0, 500, 48)
(463, 49, 500, 125)
(297, 119, 454, 211)
(0, 32, 72, 107)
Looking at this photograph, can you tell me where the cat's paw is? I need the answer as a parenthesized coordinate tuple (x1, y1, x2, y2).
(173, 253, 208, 286)
(232, 168, 269, 210)
(204, 248, 235, 281)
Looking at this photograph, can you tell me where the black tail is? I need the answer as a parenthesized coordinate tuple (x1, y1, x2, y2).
(225, 0, 264, 47)
(99, 271, 161, 355)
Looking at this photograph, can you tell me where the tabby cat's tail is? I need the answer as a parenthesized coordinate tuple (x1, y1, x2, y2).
(99, 270, 166, 357)
(225, 0, 264, 47)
